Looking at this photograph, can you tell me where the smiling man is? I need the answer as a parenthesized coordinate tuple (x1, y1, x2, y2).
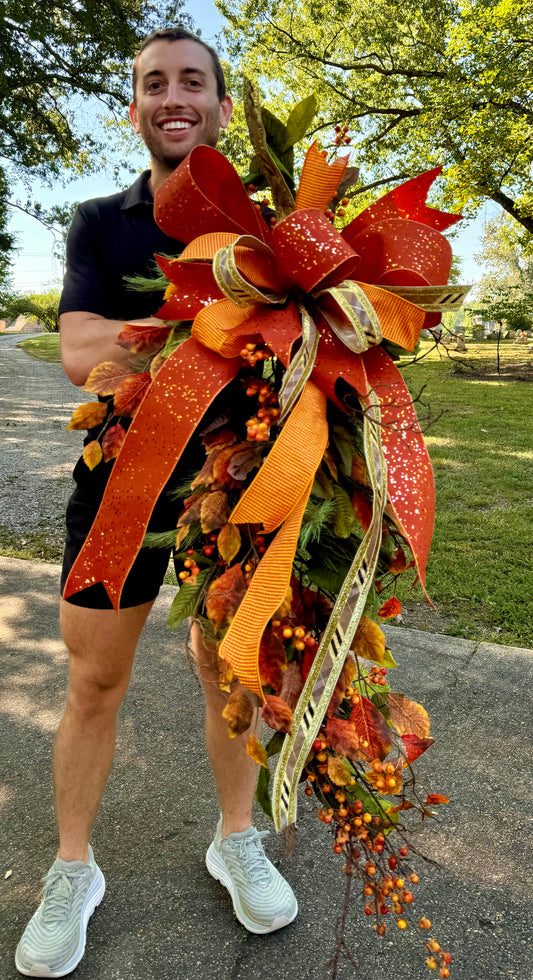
(15, 28, 297, 979)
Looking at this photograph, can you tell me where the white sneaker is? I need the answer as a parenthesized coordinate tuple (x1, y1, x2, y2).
(206, 818, 298, 934)
(15, 846, 105, 977)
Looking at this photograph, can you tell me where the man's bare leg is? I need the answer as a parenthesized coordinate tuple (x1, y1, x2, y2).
(190, 621, 261, 836)
(55, 599, 155, 862)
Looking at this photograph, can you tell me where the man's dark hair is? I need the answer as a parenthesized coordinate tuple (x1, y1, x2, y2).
(132, 27, 226, 101)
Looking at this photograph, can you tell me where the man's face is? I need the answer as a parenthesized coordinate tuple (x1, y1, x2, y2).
(129, 39, 232, 173)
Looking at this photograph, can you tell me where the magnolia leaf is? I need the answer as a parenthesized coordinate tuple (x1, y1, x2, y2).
(255, 761, 273, 819)
(82, 440, 103, 471)
(388, 694, 431, 738)
(113, 372, 151, 417)
(426, 793, 450, 805)
(205, 563, 246, 632)
(327, 754, 353, 787)
(247, 733, 268, 767)
(279, 660, 304, 710)
(167, 569, 209, 628)
(200, 490, 230, 533)
(283, 93, 317, 149)
(261, 695, 293, 734)
(330, 424, 353, 475)
(351, 616, 387, 664)
(261, 106, 289, 157)
(117, 321, 171, 354)
(329, 166, 361, 210)
(312, 467, 335, 498)
(350, 696, 392, 761)
(326, 717, 360, 762)
(259, 631, 287, 692)
(162, 321, 191, 356)
(378, 597, 402, 619)
(66, 401, 108, 431)
(227, 443, 262, 480)
(82, 360, 132, 396)
(222, 691, 255, 737)
(101, 423, 126, 462)
(401, 733, 435, 763)
(305, 563, 345, 594)
(323, 448, 338, 481)
(218, 523, 241, 565)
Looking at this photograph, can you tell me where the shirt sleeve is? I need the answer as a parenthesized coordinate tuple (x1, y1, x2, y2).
(58, 204, 110, 317)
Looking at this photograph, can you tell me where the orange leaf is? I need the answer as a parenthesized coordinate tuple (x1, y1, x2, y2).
(82, 440, 103, 471)
(177, 492, 209, 528)
(351, 454, 367, 484)
(352, 490, 372, 531)
(261, 695, 293, 734)
(212, 441, 251, 487)
(401, 733, 435, 763)
(326, 717, 360, 762)
(388, 694, 430, 738)
(202, 426, 238, 451)
(426, 794, 450, 805)
(66, 401, 108, 431)
(259, 631, 287, 692)
(279, 661, 303, 711)
(327, 754, 352, 787)
(350, 696, 392, 761)
(113, 372, 151, 417)
(246, 733, 268, 768)
(200, 490, 230, 533)
(101, 423, 126, 462)
(388, 800, 414, 814)
(205, 564, 246, 632)
(389, 547, 407, 574)
(351, 616, 387, 664)
(343, 655, 357, 687)
(82, 360, 133, 396)
(222, 691, 255, 737)
(378, 597, 402, 619)
(117, 321, 171, 354)
(217, 523, 241, 564)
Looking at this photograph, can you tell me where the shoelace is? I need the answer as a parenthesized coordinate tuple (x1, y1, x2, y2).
(40, 868, 88, 923)
(222, 830, 272, 885)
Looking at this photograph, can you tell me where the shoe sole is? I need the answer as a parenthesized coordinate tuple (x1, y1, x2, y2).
(206, 844, 298, 935)
(15, 869, 106, 978)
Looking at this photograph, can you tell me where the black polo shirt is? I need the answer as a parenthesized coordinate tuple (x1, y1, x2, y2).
(58, 171, 184, 319)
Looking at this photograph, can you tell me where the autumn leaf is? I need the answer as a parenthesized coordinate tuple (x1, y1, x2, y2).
(351, 454, 367, 484)
(218, 657, 234, 692)
(388, 800, 415, 814)
(351, 616, 386, 663)
(218, 523, 241, 564)
(205, 563, 246, 632)
(247, 733, 268, 768)
(222, 691, 255, 737)
(389, 547, 407, 574)
(82, 360, 133, 396)
(212, 442, 250, 487)
(200, 490, 230, 533)
(202, 425, 238, 451)
(401, 733, 435, 763)
(117, 321, 171, 354)
(82, 440, 103, 471)
(177, 492, 209, 527)
(113, 372, 151, 417)
(323, 447, 338, 481)
(352, 490, 372, 531)
(150, 352, 166, 380)
(259, 630, 287, 692)
(66, 401, 108, 431)
(273, 585, 293, 622)
(261, 695, 293, 734)
(343, 655, 357, 687)
(326, 717, 360, 762)
(388, 694, 430, 739)
(426, 794, 450, 805)
(350, 696, 392, 761)
(327, 754, 353, 787)
(378, 597, 402, 619)
(227, 443, 262, 480)
(326, 669, 346, 718)
(101, 423, 126, 462)
(279, 661, 303, 710)
(191, 449, 220, 489)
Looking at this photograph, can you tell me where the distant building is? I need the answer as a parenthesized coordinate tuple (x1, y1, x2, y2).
(0, 316, 45, 334)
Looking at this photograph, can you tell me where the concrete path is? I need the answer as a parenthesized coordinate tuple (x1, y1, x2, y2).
(1, 556, 532, 980)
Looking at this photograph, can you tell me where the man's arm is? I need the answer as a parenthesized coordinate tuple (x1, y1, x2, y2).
(60, 311, 165, 387)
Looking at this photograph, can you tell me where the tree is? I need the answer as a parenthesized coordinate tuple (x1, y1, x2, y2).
(0, 289, 62, 332)
(1, 0, 192, 272)
(474, 214, 533, 329)
(218, 0, 533, 231)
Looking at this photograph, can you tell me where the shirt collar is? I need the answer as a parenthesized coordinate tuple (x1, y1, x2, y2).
(121, 171, 153, 211)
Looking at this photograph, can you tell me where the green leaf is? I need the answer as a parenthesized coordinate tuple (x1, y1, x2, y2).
(333, 485, 356, 538)
(283, 94, 318, 149)
(266, 730, 286, 758)
(371, 691, 392, 723)
(255, 763, 273, 820)
(163, 321, 192, 357)
(305, 563, 346, 594)
(312, 467, 335, 499)
(261, 106, 288, 156)
(167, 569, 209, 628)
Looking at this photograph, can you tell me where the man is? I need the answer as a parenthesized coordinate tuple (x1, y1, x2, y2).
(16, 28, 297, 979)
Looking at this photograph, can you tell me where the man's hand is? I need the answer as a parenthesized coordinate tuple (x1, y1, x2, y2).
(59, 312, 167, 386)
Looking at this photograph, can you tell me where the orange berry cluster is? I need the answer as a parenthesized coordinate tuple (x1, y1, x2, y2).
(245, 380, 280, 442)
(425, 938, 453, 976)
(178, 554, 200, 581)
(369, 665, 388, 686)
(334, 123, 352, 146)
(178, 538, 219, 580)
(239, 341, 272, 367)
(325, 196, 350, 224)
(272, 623, 317, 652)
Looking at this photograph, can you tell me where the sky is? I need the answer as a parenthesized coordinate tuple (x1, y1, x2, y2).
(7, 0, 498, 296)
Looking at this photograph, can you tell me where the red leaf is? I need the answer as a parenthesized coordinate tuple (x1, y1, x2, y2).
(261, 695, 293, 734)
(326, 717, 360, 762)
(279, 661, 304, 711)
(350, 696, 392, 761)
(117, 321, 171, 354)
(378, 597, 402, 619)
(101, 424, 126, 462)
(259, 630, 287, 693)
(401, 733, 435, 763)
(205, 564, 246, 632)
(113, 372, 151, 417)
(352, 490, 372, 531)
(389, 547, 407, 574)
(426, 794, 450, 805)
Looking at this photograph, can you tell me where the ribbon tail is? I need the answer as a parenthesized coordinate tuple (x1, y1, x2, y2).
(272, 386, 387, 831)
(63, 339, 241, 610)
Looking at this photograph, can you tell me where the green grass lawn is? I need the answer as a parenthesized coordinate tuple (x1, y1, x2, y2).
(394, 342, 533, 647)
(18, 333, 61, 362)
